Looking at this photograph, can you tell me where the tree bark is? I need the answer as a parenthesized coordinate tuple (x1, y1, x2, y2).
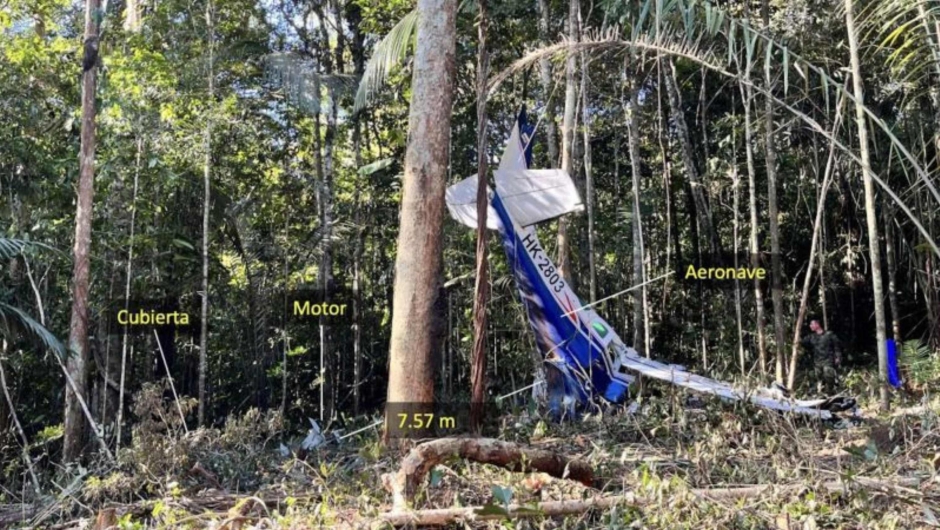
(64, 0, 102, 462)
(556, 0, 579, 283)
(470, 0, 489, 434)
(198, 0, 214, 427)
(844, 0, 890, 410)
(384, 0, 457, 440)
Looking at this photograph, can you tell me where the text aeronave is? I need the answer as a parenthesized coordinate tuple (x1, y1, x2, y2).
(684, 264, 766, 280)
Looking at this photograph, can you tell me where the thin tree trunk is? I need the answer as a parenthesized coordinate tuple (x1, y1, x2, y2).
(0, 345, 41, 496)
(531, 0, 554, 400)
(64, 0, 102, 462)
(732, 114, 745, 376)
(885, 206, 901, 341)
(739, 68, 767, 377)
(760, 0, 786, 384)
(537, 0, 559, 168)
(470, 0, 489, 434)
(556, 0, 579, 283)
(625, 81, 646, 356)
(786, 92, 844, 390)
(116, 135, 141, 453)
(350, 0, 366, 417)
(198, 0, 214, 427)
(582, 53, 596, 303)
(844, 0, 890, 410)
(384, 0, 457, 441)
(663, 60, 717, 256)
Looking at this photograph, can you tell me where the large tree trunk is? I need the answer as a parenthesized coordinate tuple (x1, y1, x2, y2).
(844, 0, 890, 410)
(556, 0, 579, 283)
(198, 0, 213, 427)
(384, 0, 457, 438)
(470, 0, 489, 433)
(64, 0, 102, 463)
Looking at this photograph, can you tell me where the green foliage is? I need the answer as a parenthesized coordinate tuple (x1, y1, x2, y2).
(899, 339, 939, 387)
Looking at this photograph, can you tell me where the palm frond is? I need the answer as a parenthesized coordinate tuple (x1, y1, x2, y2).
(353, 8, 419, 113)
(0, 238, 58, 261)
(0, 302, 67, 359)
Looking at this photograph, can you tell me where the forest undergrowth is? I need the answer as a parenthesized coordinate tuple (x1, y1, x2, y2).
(2, 371, 939, 529)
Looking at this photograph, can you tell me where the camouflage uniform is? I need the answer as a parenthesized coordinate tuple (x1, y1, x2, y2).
(800, 331, 842, 395)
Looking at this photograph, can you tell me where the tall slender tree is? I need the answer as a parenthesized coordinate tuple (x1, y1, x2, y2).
(198, 0, 214, 427)
(556, 0, 579, 283)
(761, 0, 786, 384)
(470, 0, 489, 433)
(64, 0, 102, 462)
(845, 0, 890, 410)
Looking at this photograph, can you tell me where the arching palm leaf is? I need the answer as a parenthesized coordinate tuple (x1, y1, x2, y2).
(0, 237, 66, 358)
(354, 8, 419, 113)
(0, 302, 66, 359)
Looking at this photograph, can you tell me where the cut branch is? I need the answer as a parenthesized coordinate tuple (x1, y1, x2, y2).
(382, 437, 594, 510)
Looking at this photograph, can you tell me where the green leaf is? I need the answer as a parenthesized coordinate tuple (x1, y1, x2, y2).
(0, 302, 67, 359)
(492, 485, 513, 507)
(358, 157, 395, 176)
(430, 467, 444, 487)
(354, 9, 420, 112)
(474, 503, 510, 517)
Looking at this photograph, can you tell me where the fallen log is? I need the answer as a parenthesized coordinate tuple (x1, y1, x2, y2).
(382, 437, 594, 510)
(374, 495, 635, 527)
(374, 476, 929, 527)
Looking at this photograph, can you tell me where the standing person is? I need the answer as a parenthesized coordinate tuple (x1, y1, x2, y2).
(800, 319, 843, 396)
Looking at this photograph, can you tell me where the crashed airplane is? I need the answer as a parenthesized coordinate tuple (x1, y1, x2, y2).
(446, 109, 856, 421)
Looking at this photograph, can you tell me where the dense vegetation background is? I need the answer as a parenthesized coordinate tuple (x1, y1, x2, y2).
(2, 0, 940, 525)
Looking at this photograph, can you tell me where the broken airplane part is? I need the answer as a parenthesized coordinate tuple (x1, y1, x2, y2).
(446, 108, 856, 421)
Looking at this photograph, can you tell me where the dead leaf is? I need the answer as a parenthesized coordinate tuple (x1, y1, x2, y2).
(522, 472, 552, 493)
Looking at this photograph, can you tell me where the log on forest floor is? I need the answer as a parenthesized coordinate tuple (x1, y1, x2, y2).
(373, 476, 930, 527)
(382, 437, 594, 510)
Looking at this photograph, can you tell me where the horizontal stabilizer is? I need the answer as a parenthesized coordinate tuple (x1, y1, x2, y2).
(446, 169, 583, 230)
(445, 175, 500, 230)
(495, 169, 583, 227)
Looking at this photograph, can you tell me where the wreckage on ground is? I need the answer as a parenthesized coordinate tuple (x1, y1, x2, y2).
(446, 108, 856, 421)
